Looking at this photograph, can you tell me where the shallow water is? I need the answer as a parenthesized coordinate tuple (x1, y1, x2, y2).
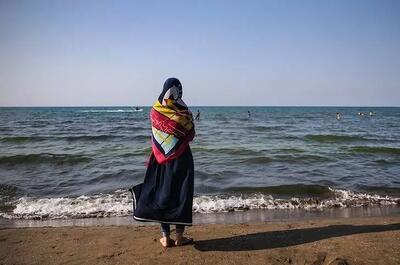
(1, 206, 399, 228)
(0, 106, 399, 219)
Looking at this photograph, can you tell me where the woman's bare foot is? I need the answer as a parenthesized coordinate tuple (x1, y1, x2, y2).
(159, 237, 173, 247)
(175, 233, 194, 246)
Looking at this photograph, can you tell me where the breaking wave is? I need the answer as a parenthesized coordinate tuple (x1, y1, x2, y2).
(81, 109, 142, 113)
(0, 188, 398, 220)
(193, 189, 399, 213)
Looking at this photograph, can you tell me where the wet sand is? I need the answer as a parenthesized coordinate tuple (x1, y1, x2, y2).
(0, 216, 399, 265)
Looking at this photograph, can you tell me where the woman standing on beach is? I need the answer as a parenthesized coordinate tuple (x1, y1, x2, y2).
(131, 78, 195, 247)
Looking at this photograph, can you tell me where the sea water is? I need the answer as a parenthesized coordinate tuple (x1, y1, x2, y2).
(0, 106, 399, 220)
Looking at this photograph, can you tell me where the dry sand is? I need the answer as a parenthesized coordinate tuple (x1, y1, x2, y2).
(1, 216, 399, 265)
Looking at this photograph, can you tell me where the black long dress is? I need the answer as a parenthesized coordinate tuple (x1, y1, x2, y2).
(131, 147, 194, 225)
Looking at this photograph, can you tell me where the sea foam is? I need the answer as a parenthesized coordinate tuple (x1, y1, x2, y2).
(0, 188, 398, 220)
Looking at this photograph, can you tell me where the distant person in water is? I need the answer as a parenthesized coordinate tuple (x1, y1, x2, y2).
(131, 78, 195, 248)
(336, 112, 341, 120)
(248, 110, 251, 119)
(195, 110, 200, 120)
(369, 111, 374, 117)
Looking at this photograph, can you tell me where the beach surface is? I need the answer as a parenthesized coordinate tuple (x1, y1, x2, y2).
(1, 216, 399, 265)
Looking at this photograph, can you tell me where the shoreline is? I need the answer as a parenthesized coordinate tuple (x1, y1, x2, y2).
(1, 215, 399, 264)
(1, 205, 399, 228)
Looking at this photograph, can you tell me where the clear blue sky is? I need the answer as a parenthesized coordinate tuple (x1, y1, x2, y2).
(0, 0, 399, 106)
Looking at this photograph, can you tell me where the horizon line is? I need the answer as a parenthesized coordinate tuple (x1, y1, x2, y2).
(0, 105, 399, 108)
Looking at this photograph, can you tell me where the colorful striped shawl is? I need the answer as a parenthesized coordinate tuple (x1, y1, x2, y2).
(150, 100, 195, 164)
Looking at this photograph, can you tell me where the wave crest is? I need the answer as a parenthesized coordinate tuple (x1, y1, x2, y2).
(350, 146, 400, 155)
(305, 134, 366, 143)
(0, 153, 92, 166)
(1, 188, 399, 220)
(0, 136, 47, 143)
(193, 188, 400, 213)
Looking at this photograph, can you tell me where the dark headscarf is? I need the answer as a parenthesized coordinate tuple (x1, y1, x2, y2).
(158, 78, 186, 109)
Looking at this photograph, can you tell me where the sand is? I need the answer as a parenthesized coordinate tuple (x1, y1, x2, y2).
(1, 216, 399, 265)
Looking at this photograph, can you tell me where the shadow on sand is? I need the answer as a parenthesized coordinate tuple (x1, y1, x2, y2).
(194, 223, 400, 251)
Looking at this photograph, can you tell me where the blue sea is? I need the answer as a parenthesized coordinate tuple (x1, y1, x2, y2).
(0, 106, 399, 220)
